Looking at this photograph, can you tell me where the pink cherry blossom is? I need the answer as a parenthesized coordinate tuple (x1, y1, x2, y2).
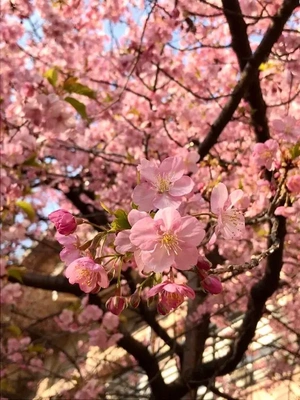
(286, 175, 300, 194)
(0, 283, 22, 304)
(56, 233, 81, 265)
(77, 305, 103, 325)
(132, 156, 194, 211)
(65, 257, 109, 293)
(210, 183, 246, 240)
(252, 139, 280, 171)
(272, 117, 300, 143)
(130, 207, 205, 273)
(176, 148, 200, 173)
(146, 280, 195, 313)
(49, 209, 77, 235)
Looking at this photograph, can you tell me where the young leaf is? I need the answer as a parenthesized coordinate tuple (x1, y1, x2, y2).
(63, 78, 96, 99)
(16, 200, 35, 222)
(65, 96, 88, 120)
(44, 68, 58, 86)
(7, 267, 24, 283)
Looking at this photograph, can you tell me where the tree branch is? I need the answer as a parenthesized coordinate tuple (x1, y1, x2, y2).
(8, 271, 168, 399)
(167, 216, 286, 399)
(221, 0, 270, 143)
(198, 0, 299, 159)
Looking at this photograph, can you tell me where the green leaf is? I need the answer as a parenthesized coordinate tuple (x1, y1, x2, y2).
(44, 68, 58, 86)
(111, 209, 131, 232)
(7, 267, 24, 283)
(28, 344, 45, 353)
(100, 202, 114, 215)
(63, 78, 96, 99)
(16, 200, 35, 222)
(22, 154, 42, 168)
(7, 325, 22, 337)
(290, 143, 300, 160)
(65, 96, 88, 120)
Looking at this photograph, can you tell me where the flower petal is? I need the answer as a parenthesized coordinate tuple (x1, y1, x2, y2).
(174, 247, 199, 270)
(211, 183, 228, 214)
(130, 218, 158, 250)
(159, 156, 185, 181)
(169, 176, 194, 196)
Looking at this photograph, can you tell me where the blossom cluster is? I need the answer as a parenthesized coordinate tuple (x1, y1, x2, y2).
(49, 154, 249, 315)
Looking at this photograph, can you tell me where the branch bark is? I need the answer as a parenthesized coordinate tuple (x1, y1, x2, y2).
(221, 0, 270, 143)
(167, 216, 286, 399)
(198, 0, 299, 159)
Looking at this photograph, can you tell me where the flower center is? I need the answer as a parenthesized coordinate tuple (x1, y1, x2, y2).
(76, 268, 93, 286)
(161, 232, 181, 255)
(156, 175, 171, 193)
(162, 291, 184, 308)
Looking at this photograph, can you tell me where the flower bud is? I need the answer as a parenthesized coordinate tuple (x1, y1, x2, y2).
(170, 8, 180, 19)
(201, 275, 222, 295)
(196, 257, 212, 272)
(129, 290, 141, 308)
(106, 296, 127, 315)
(49, 209, 77, 235)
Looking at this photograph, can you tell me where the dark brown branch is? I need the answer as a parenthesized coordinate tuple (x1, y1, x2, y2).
(8, 271, 168, 399)
(167, 216, 286, 399)
(198, 0, 299, 159)
(221, 0, 270, 143)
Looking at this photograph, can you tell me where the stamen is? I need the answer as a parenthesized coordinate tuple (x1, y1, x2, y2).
(156, 175, 171, 193)
(161, 232, 181, 255)
(76, 268, 93, 286)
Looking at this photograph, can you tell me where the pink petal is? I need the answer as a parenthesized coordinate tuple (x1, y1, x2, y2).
(159, 156, 185, 181)
(141, 246, 174, 272)
(211, 183, 228, 214)
(146, 282, 168, 297)
(128, 209, 148, 226)
(115, 230, 135, 253)
(220, 210, 245, 239)
(130, 218, 158, 250)
(174, 247, 199, 270)
(169, 176, 194, 196)
(153, 193, 182, 209)
(132, 183, 156, 211)
(176, 216, 205, 246)
(228, 189, 244, 208)
(138, 159, 159, 184)
(154, 207, 181, 231)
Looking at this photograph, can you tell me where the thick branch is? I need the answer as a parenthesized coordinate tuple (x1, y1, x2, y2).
(167, 216, 286, 399)
(221, 0, 270, 142)
(8, 272, 168, 399)
(65, 184, 108, 228)
(198, 0, 299, 158)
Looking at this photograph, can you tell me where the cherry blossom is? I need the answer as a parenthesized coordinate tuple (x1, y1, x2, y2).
(65, 257, 109, 293)
(130, 207, 205, 272)
(210, 183, 246, 240)
(252, 139, 280, 171)
(132, 156, 194, 211)
(286, 175, 300, 194)
(146, 280, 195, 314)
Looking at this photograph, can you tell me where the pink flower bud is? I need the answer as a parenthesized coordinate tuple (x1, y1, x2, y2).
(196, 257, 212, 272)
(106, 296, 127, 315)
(129, 290, 141, 308)
(49, 209, 77, 235)
(201, 275, 222, 295)
(170, 8, 180, 19)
